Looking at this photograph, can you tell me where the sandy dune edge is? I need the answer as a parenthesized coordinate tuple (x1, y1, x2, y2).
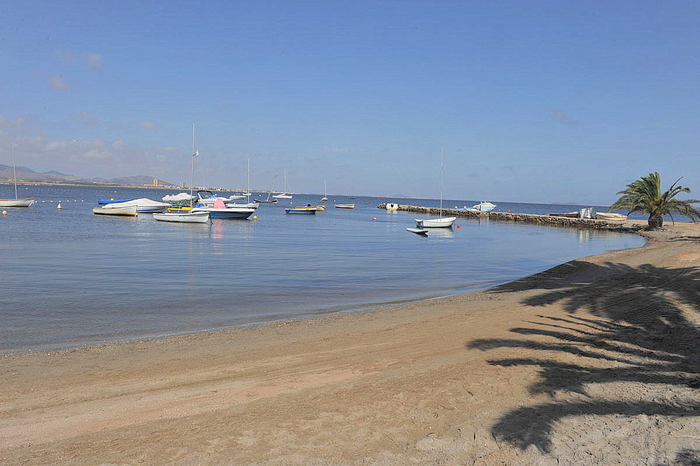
(1, 224, 698, 465)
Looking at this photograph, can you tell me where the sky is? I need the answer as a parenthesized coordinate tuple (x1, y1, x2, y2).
(1, 0, 699, 205)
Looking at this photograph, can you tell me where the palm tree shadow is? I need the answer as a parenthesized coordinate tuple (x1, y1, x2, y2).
(467, 261, 700, 456)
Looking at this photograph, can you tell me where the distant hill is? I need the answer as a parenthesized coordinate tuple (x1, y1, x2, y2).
(0, 165, 173, 187)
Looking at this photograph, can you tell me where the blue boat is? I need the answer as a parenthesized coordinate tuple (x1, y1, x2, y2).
(285, 208, 316, 215)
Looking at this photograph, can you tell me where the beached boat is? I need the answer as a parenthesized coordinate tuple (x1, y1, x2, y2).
(104, 198, 170, 213)
(415, 148, 456, 229)
(596, 212, 628, 221)
(386, 203, 399, 211)
(0, 143, 35, 207)
(92, 205, 138, 216)
(468, 201, 497, 212)
(153, 211, 210, 223)
(334, 204, 355, 209)
(548, 208, 593, 219)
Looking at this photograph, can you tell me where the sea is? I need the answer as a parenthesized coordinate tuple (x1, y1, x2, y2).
(0, 184, 646, 353)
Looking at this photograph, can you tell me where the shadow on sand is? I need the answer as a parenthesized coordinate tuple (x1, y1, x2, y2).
(467, 260, 700, 460)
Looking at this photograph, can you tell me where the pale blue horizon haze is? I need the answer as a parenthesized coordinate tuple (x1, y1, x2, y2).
(1, 1, 699, 205)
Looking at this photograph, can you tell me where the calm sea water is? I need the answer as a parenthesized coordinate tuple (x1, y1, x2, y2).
(0, 185, 645, 352)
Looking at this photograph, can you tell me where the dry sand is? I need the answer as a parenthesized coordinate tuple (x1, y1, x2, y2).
(1, 223, 699, 465)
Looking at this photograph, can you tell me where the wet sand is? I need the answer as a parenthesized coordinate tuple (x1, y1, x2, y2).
(1, 223, 699, 465)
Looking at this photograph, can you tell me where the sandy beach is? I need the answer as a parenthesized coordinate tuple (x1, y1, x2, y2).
(1, 222, 698, 465)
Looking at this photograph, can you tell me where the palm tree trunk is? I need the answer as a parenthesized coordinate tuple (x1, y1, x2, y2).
(648, 214, 663, 229)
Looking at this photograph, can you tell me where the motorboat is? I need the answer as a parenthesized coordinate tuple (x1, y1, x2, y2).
(468, 201, 497, 212)
(285, 207, 316, 214)
(92, 205, 138, 216)
(103, 198, 170, 213)
(196, 190, 239, 206)
(153, 211, 210, 223)
(190, 198, 255, 219)
(386, 203, 399, 211)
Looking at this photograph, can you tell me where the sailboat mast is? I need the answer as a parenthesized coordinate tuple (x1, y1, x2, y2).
(190, 124, 196, 200)
(11, 142, 18, 199)
(246, 158, 250, 203)
(439, 147, 444, 218)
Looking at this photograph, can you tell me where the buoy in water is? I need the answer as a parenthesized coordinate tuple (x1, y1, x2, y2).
(371, 217, 376, 221)
(457, 225, 461, 228)
(253, 216, 258, 220)
(57, 202, 62, 209)
(2, 210, 7, 215)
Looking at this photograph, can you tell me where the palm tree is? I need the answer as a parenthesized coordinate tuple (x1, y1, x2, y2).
(609, 172, 700, 229)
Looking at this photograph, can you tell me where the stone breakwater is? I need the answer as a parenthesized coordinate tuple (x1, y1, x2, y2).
(378, 204, 645, 233)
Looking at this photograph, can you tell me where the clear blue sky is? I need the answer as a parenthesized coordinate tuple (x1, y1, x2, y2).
(2, 0, 699, 204)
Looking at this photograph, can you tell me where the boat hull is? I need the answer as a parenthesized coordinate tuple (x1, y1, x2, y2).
(0, 198, 35, 207)
(415, 216, 456, 228)
(153, 212, 210, 223)
(334, 204, 355, 209)
(105, 198, 170, 213)
(92, 206, 138, 216)
(596, 212, 628, 221)
(285, 208, 316, 214)
(190, 207, 255, 219)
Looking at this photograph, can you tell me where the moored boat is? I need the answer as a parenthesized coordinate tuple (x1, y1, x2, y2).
(334, 203, 355, 209)
(285, 207, 316, 214)
(190, 198, 255, 219)
(1, 143, 35, 207)
(386, 203, 399, 211)
(415, 216, 456, 228)
(92, 205, 138, 216)
(104, 198, 170, 213)
(0, 198, 35, 207)
(468, 201, 497, 212)
(153, 211, 210, 223)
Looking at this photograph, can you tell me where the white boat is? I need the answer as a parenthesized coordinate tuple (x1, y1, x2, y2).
(196, 190, 241, 205)
(468, 201, 497, 212)
(162, 192, 195, 203)
(0, 198, 35, 207)
(226, 202, 259, 209)
(0, 143, 35, 207)
(92, 205, 138, 216)
(415, 148, 456, 229)
(407, 227, 428, 236)
(153, 211, 210, 223)
(386, 203, 399, 211)
(191, 198, 255, 219)
(415, 217, 456, 228)
(334, 203, 355, 209)
(596, 212, 628, 221)
(273, 169, 293, 199)
(104, 198, 170, 213)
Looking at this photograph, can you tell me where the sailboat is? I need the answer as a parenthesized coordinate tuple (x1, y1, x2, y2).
(320, 180, 328, 201)
(255, 175, 278, 203)
(156, 124, 211, 223)
(414, 148, 456, 228)
(273, 169, 292, 199)
(0, 143, 35, 207)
